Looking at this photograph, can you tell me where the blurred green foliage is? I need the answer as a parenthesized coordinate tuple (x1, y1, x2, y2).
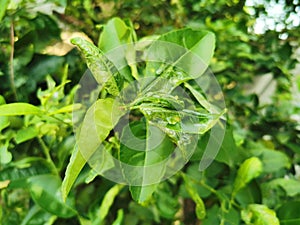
(0, 0, 300, 225)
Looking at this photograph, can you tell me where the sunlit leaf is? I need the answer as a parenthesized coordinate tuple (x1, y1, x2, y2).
(0, 103, 43, 116)
(233, 157, 263, 196)
(241, 204, 280, 225)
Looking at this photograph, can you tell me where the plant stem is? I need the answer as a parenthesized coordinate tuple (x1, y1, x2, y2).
(38, 136, 58, 175)
(9, 21, 17, 100)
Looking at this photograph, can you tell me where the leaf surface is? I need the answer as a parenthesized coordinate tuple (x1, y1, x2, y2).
(233, 157, 263, 196)
(62, 98, 124, 200)
(28, 175, 77, 218)
(241, 204, 280, 225)
(0, 103, 43, 116)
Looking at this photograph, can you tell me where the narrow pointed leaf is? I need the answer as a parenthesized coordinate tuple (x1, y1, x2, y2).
(0, 103, 43, 116)
(62, 98, 125, 200)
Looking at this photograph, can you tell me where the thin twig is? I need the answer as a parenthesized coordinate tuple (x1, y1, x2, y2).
(37, 136, 59, 175)
(9, 21, 17, 100)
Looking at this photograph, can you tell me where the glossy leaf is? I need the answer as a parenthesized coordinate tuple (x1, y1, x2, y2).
(241, 204, 280, 225)
(28, 174, 77, 218)
(0, 103, 43, 116)
(233, 157, 263, 196)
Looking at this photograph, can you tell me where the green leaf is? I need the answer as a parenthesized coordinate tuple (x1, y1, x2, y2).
(182, 173, 206, 219)
(47, 103, 82, 116)
(0, 103, 43, 116)
(241, 204, 280, 225)
(145, 28, 215, 81)
(98, 17, 137, 80)
(92, 184, 124, 225)
(154, 183, 179, 219)
(120, 120, 174, 203)
(61, 147, 85, 201)
(248, 142, 291, 173)
(112, 209, 124, 225)
(71, 37, 122, 96)
(277, 201, 300, 225)
(0, 0, 9, 22)
(266, 178, 300, 197)
(0, 116, 10, 132)
(20, 205, 56, 225)
(28, 174, 77, 218)
(0, 144, 12, 165)
(184, 82, 219, 113)
(0, 159, 52, 189)
(235, 181, 261, 207)
(15, 126, 38, 144)
(194, 127, 244, 168)
(62, 98, 124, 200)
(233, 157, 263, 196)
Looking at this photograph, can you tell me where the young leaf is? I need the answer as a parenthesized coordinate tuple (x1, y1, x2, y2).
(241, 204, 280, 225)
(233, 157, 263, 196)
(0, 103, 43, 116)
(71, 37, 122, 96)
